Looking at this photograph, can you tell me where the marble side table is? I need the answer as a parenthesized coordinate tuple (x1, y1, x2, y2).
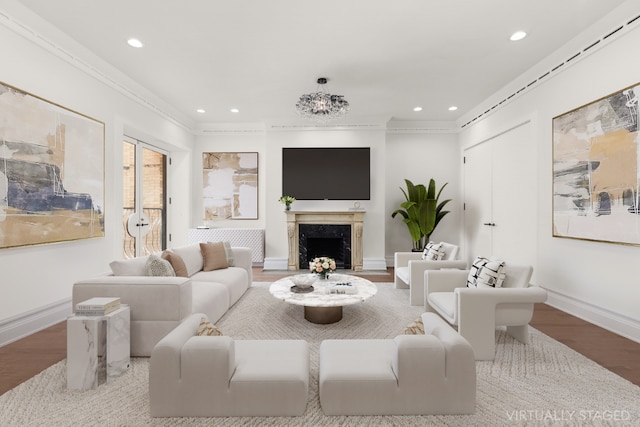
(67, 305, 130, 390)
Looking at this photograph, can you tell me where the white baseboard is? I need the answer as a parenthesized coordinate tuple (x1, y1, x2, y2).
(363, 258, 388, 271)
(545, 288, 640, 344)
(0, 298, 72, 347)
(264, 257, 389, 271)
(263, 257, 288, 270)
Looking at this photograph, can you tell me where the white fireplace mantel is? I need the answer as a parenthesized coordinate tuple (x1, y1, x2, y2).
(286, 210, 365, 271)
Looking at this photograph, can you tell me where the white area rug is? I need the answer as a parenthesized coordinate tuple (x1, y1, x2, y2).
(1, 282, 639, 426)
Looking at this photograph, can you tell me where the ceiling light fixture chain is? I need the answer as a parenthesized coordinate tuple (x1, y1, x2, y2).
(295, 77, 350, 121)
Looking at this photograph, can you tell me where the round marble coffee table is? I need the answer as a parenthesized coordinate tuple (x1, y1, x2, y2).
(269, 274, 377, 324)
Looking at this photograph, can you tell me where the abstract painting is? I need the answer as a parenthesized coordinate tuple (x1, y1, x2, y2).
(0, 81, 105, 249)
(203, 152, 258, 220)
(553, 83, 640, 245)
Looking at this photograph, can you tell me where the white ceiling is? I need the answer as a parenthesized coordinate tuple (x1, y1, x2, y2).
(16, 0, 628, 126)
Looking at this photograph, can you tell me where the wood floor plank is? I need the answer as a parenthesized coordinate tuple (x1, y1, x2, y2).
(1, 268, 638, 397)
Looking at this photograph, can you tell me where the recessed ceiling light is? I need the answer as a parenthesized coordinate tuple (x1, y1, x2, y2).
(127, 38, 144, 48)
(196, 109, 206, 113)
(510, 31, 527, 41)
(413, 106, 423, 112)
(448, 106, 458, 111)
(230, 108, 240, 113)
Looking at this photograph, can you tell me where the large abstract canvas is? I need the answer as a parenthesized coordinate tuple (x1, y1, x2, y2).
(0, 82, 105, 249)
(553, 83, 640, 245)
(203, 152, 258, 220)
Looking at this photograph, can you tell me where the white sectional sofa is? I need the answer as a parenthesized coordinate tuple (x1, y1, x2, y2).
(72, 243, 252, 356)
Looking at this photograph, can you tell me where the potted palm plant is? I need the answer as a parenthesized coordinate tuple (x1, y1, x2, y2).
(391, 178, 451, 251)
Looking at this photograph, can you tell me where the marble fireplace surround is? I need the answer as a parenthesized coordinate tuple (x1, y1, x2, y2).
(286, 211, 364, 271)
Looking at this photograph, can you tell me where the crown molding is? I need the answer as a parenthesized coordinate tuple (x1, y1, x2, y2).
(457, 7, 640, 130)
(0, 6, 194, 132)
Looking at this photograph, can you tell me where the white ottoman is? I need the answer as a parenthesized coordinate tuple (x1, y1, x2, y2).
(319, 312, 476, 415)
(149, 313, 309, 417)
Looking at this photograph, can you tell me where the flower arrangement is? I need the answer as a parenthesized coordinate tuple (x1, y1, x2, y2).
(309, 256, 336, 279)
(279, 195, 296, 210)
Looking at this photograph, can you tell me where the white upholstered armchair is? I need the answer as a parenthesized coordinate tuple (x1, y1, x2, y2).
(394, 242, 467, 306)
(424, 262, 547, 360)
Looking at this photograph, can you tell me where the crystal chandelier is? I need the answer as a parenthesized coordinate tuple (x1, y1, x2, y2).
(295, 78, 350, 121)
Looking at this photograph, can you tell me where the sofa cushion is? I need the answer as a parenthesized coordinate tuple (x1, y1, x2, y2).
(145, 254, 176, 277)
(191, 267, 249, 306)
(110, 256, 149, 276)
(200, 242, 229, 271)
(169, 244, 204, 277)
(191, 282, 231, 324)
(196, 316, 223, 336)
(161, 251, 188, 277)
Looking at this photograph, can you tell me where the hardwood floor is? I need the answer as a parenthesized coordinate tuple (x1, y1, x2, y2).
(1, 268, 638, 396)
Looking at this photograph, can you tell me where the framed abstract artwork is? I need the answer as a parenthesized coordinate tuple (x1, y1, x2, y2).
(0, 81, 105, 249)
(202, 152, 258, 220)
(552, 83, 640, 245)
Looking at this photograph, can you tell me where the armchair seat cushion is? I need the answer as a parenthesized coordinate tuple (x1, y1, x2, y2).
(427, 292, 456, 324)
(395, 266, 410, 285)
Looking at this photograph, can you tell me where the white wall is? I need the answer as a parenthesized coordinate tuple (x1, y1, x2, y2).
(0, 4, 194, 340)
(194, 127, 390, 269)
(385, 131, 462, 261)
(192, 131, 267, 230)
(458, 2, 640, 340)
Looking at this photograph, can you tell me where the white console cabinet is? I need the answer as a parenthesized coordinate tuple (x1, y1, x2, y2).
(188, 228, 265, 264)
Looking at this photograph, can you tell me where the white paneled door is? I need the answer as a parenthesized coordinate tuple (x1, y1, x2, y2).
(464, 121, 538, 281)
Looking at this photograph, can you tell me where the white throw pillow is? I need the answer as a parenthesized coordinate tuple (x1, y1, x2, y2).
(170, 244, 204, 277)
(476, 258, 506, 288)
(109, 256, 149, 276)
(467, 256, 506, 288)
(145, 253, 176, 277)
(467, 257, 488, 288)
(422, 241, 444, 261)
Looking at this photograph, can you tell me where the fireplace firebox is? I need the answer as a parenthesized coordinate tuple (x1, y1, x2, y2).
(285, 211, 364, 271)
(299, 224, 351, 269)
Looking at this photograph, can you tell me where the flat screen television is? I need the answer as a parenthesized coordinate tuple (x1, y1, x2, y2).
(282, 147, 370, 200)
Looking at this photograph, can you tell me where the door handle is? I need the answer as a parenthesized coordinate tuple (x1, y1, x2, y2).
(483, 222, 496, 226)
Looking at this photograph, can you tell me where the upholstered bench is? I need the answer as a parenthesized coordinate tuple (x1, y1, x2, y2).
(149, 313, 309, 417)
(318, 312, 476, 415)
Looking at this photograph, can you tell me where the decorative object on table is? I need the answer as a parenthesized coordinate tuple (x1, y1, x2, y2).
(309, 256, 336, 280)
(295, 77, 350, 122)
(553, 82, 640, 246)
(279, 195, 296, 211)
(202, 152, 258, 220)
(0, 81, 105, 249)
(75, 297, 121, 316)
(391, 178, 451, 251)
(290, 274, 317, 293)
(329, 282, 357, 295)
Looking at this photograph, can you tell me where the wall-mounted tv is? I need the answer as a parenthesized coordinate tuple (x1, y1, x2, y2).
(282, 147, 370, 200)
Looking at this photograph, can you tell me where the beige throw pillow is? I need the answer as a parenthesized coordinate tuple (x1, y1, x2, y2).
(161, 251, 189, 277)
(196, 316, 223, 336)
(403, 317, 425, 335)
(200, 242, 229, 271)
